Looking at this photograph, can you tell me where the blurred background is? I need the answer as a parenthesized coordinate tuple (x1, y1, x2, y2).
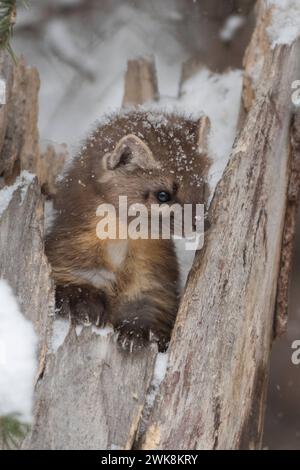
(11, 0, 300, 449)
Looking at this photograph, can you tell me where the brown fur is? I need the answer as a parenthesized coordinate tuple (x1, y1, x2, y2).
(46, 110, 210, 351)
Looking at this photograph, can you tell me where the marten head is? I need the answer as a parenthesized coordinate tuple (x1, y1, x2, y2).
(59, 110, 211, 239)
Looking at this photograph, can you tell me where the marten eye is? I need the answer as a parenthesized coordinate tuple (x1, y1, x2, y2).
(156, 191, 171, 203)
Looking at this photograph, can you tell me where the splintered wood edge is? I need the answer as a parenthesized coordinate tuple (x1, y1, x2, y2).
(122, 57, 159, 107)
(0, 52, 40, 184)
(240, 0, 300, 338)
(274, 111, 300, 337)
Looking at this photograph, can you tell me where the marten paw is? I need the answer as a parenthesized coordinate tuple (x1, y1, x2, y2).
(56, 285, 109, 327)
(115, 319, 170, 353)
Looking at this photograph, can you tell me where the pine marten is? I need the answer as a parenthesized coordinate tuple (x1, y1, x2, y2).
(45, 109, 210, 352)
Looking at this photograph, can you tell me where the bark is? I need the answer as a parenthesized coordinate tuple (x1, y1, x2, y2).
(23, 331, 158, 450)
(274, 111, 300, 337)
(0, 51, 54, 381)
(0, 54, 40, 184)
(241, 1, 300, 337)
(38, 144, 69, 197)
(0, 175, 54, 371)
(0, 52, 65, 195)
(139, 7, 300, 450)
(122, 57, 159, 107)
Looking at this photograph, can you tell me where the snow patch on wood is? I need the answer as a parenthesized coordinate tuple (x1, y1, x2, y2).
(0, 280, 37, 423)
(267, 0, 300, 47)
(51, 318, 70, 352)
(0, 171, 35, 216)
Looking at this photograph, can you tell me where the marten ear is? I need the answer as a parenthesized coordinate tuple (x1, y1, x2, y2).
(105, 134, 160, 171)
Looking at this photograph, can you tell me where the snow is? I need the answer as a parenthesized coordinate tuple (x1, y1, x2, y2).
(141, 352, 168, 429)
(174, 238, 196, 290)
(0, 171, 35, 217)
(178, 69, 243, 194)
(76, 324, 114, 337)
(145, 68, 242, 198)
(13, 3, 186, 149)
(51, 318, 114, 351)
(152, 352, 168, 385)
(75, 324, 83, 337)
(0, 280, 37, 423)
(116, 67, 242, 206)
(46, 20, 96, 82)
(220, 15, 246, 42)
(51, 318, 70, 352)
(91, 325, 114, 336)
(267, 0, 300, 47)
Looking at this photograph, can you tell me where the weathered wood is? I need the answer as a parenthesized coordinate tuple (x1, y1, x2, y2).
(24, 329, 157, 450)
(38, 144, 69, 197)
(0, 50, 53, 359)
(122, 57, 159, 107)
(274, 111, 300, 337)
(0, 175, 54, 370)
(240, 1, 300, 339)
(139, 15, 300, 451)
(0, 53, 40, 184)
(240, 0, 271, 116)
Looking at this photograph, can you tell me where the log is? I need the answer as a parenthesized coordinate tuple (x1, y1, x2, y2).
(122, 57, 159, 107)
(241, 1, 300, 337)
(38, 143, 69, 197)
(0, 51, 64, 196)
(139, 6, 300, 450)
(23, 330, 157, 450)
(0, 51, 54, 368)
(0, 174, 54, 375)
